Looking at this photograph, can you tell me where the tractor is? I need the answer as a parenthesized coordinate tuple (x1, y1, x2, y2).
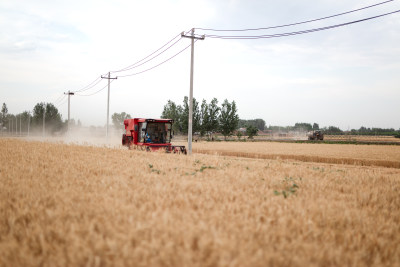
(122, 118, 186, 154)
(307, 130, 324, 141)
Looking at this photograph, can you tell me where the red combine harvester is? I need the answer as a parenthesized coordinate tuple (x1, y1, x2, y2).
(122, 118, 187, 154)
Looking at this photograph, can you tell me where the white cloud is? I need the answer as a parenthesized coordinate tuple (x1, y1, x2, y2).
(0, 0, 399, 129)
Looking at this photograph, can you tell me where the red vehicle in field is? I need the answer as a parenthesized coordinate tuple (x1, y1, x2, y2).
(122, 118, 186, 154)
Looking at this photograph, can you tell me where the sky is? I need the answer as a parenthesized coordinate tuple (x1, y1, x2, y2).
(1, 0, 399, 130)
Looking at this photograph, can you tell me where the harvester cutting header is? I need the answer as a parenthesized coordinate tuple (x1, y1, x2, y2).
(122, 118, 187, 154)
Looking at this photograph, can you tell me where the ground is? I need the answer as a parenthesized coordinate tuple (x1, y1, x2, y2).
(0, 138, 399, 266)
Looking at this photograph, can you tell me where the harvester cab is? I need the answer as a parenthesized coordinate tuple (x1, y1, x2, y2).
(122, 118, 186, 154)
(307, 130, 324, 141)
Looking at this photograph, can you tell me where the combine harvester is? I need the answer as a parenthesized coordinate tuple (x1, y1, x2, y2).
(307, 130, 324, 141)
(122, 118, 187, 154)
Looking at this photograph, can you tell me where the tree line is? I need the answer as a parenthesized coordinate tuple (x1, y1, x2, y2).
(266, 122, 400, 136)
(4, 100, 399, 139)
(109, 110, 400, 139)
(161, 97, 239, 140)
(1, 102, 74, 134)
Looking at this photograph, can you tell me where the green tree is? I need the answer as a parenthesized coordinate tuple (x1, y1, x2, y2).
(32, 103, 45, 127)
(111, 112, 131, 130)
(312, 123, 319, 130)
(219, 99, 239, 140)
(205, 98, 220, 138)
(6, 114, 16, 132)
(326, 126, 343, 135)
(199, 99, 209, 137)
(161, 100, 183, 133)
(19, 111, 32, 133)
(236, 131, 243, 140)
(246, 125, 258, 139)
(181, 96, 200, 134)
(294, 122, 312, 131)
(239, 119, 265, 131)
(1, 103, 8, 128)
(32, 102, 63, 134)
(253, 119, 265, 131)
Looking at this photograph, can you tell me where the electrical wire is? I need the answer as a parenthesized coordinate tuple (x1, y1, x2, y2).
(113, 37, 184, 73)
(203, 10, 400, 39)
(117, 41, 195, 78)
(74, 77, 103, 93)
(75, 79, 116, 96)
(54, 94, 66, 105)
(111, 29, 195, 75)
(56, 97, 68, 108)
(111, 32, 183, 73)
(196, 0, 395, 32)
(50, 2, 398, 102)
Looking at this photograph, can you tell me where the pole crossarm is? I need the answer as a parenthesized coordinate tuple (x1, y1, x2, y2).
(181, 32, 205, 40)
(101, 75, 118, 80)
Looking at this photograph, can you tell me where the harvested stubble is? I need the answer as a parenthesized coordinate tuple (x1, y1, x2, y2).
(1, 138, 400, 267)
(325, 135, 400, 143)
(192, 142, 400, 169)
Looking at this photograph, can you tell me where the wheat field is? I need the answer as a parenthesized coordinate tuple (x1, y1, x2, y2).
(324, 135, 400, 143)
(191, 141, 400, 169)
(1, 138, 400, 266)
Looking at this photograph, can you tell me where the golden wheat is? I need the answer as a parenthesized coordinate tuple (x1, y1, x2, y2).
(191, 141, 400, 169)
(325, 135, 400, 143)
(1, 138, 399, 266)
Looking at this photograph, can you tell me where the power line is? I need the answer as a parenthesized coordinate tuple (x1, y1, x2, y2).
(203, 10, 400, 39)
(57, 30, 194, 100)
(74, 77, 103, 93)
(56, 97, 68, 108)
(75, 79, 116, 96)
(111, 32, 183, 73)
(110, 29, 195, 75)
(58, 3, 399, 101)
(54, 94, 66, 105)
(112, 36, 184, 73)
(196, 0, 395, 32)
(117, 41, 194, 78)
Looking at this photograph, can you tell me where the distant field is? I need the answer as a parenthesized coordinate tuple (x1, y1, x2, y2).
(222, 134, 400, 143)
(324, 135, 400, 143)
(1, 138, 399, 266)
(191, 141, 400, 169)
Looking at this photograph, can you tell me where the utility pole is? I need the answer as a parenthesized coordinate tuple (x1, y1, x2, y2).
(64, 91, 75, 132)
(181, 29, 205, 155)
(101, 72, 117, 142)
